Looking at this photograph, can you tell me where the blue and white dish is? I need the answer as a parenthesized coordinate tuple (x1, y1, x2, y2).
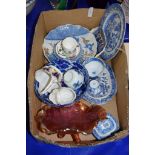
(43, 24, 97, 62)
(55, 37, 82, 62)
(78, 32, 97, 60)
(83, 57, 105, 78)
(93, 113, 119, 140)
(45, 24, 89, 40)
(98, 3, 126, 60)
(34, 59, 89, 106)
(83, 58, 117, 104)
(90, 27, 107, 54)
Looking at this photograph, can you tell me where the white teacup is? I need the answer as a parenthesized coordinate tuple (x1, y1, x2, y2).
(63, 69, 84, 89)
(89, 80, 102, 95)
(62, 37, 78, 53)
(49, 87, 76, 105)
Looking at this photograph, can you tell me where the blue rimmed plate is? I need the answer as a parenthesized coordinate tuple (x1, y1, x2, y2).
(98, 3, 126, 61)
(43, 24, 97, 62)
(45, 24, 89, 40)
(83, 58, 117, 104)
(93, 113, 119, 140)
(34, 59, 89, 107)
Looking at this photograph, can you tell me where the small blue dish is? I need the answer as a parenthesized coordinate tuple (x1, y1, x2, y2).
(93, 113, 119, 140)
(34, 59, 89, 107)
(83, 57, 117, 104)
(43, 24, 97, 63)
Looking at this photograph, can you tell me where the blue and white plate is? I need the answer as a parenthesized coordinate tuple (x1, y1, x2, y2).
(43, 24, 97, 62)
(98, 3, 126, 60)
(45, 24, 89, 40)
(83, 58, 117, 104)
(93, 113, 119, 140)
(90, 27, 107, 54)
(34, 59, 89, 106)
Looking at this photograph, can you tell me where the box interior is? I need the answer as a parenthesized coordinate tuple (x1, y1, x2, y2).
(28, 9, 128, 146)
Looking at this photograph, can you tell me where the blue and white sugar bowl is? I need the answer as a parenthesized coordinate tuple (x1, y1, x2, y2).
(93, 113, 119, 140)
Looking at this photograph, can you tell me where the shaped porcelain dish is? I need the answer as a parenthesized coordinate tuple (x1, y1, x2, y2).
(99, 3, 126, 60)
(83, 58, 117, 104)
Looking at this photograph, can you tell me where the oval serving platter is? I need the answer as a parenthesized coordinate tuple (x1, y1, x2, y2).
(83, 58, 117, 105)
(99, 3, 126, 61)
(34, 59, 89, 107)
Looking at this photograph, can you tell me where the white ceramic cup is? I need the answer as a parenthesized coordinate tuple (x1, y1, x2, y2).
(63, 69, 84, 89)
(62, 37, 77, 53)
(90, 80, 99, 89)
(56, 87, 76, 105)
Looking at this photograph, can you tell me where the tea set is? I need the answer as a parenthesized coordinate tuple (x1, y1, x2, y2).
(34, 4, 125, 141)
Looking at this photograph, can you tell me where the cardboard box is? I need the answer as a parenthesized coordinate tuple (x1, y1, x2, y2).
(28, 9, 129, 147)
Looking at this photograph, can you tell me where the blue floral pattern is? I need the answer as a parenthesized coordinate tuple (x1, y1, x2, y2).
(83, 58, 117, 105)
(93, 113, 119, 140)
(99, 3, 126, 60)
(34, 59, 89, 107)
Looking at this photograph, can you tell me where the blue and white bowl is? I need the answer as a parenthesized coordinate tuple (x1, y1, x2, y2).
(34, 59, 89, 106)
(83, 58, 117, 104)
(93, 113, 119, 140)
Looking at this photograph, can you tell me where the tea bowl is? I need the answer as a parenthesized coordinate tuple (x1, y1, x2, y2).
(83, 57, 104, 78)
(55, 37, 81, 61)
(49, 87, 76, 106)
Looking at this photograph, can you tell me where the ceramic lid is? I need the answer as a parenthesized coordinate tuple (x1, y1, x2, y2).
(93, 113, 119, 140)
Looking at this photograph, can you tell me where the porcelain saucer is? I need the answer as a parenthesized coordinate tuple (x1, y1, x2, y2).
(43, 24, 97, 62)
(99, 3, 126, 60)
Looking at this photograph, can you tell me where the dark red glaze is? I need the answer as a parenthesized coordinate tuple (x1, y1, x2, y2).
(35, 101, 107, 143)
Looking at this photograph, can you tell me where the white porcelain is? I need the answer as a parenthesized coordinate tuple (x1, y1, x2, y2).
(40, 81, 60, 95)
(63, 69, 84, 90)
(90, 80, 99, 89)
(84, 60, 104, 78)
(62, 37, 77, 53)
(35, 69, 50, 94)
(55, 38, 80, 59)
(49, 87, 76, 105)
(88, 80, 102, 95)
(43, 65, 63, 82)
(35, 65, 63, 95)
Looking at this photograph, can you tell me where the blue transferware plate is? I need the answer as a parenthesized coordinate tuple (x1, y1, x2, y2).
(34, 59, 89, 107)
(45, 24, 89, 40)
(83, 58, 117, 104)
(93, 113, 119, 140)
(90, 27, 107, 55)
(99, 3, 126, 61)
(43, 24, 97, 62)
